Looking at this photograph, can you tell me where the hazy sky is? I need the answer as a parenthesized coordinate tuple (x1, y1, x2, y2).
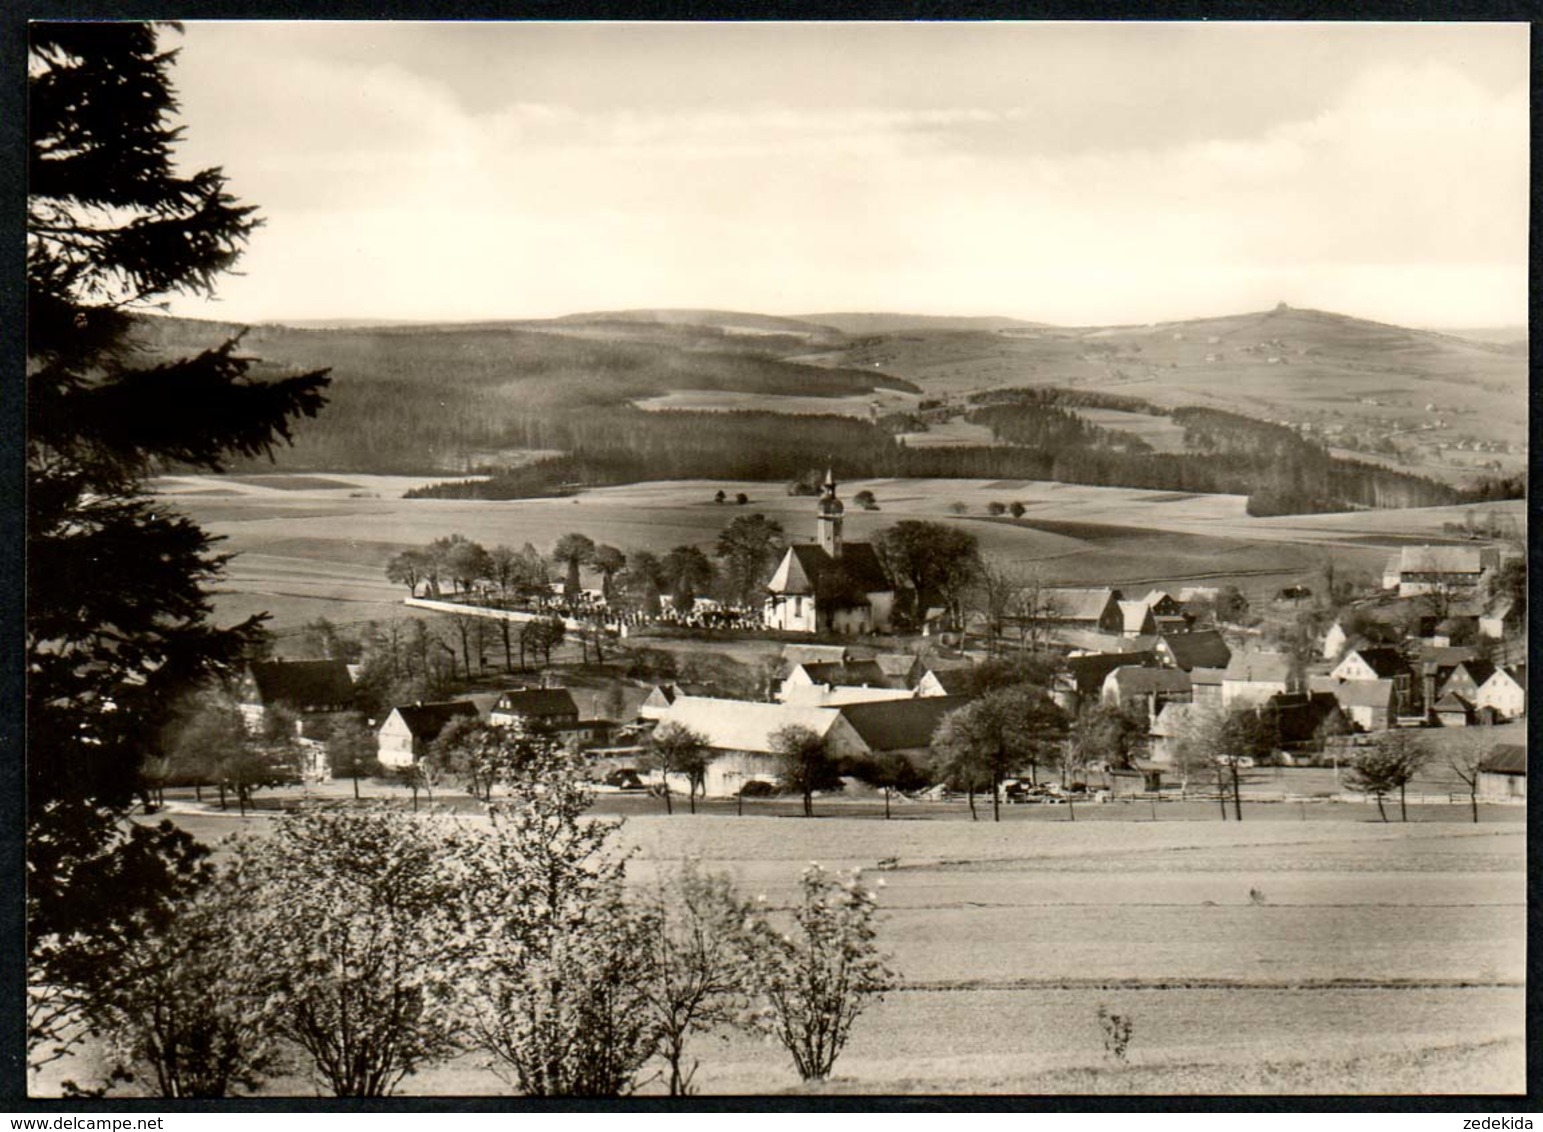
(164, 21, 1528, 327)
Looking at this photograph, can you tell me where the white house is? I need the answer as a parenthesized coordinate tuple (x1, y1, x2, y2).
(1473, 666, 1526, 721)
(1221, 652, 1295, 710)
(1321, 620, 1349, 662)
(1383, 545, 1497, 598)
(764, 472, 895, 635)
(376, 701, 480, 768)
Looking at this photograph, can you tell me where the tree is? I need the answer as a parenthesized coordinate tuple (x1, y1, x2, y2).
(740, 865, 894, 1082)
(931, 685, 1066, 821)
(385, 548, 432, 597)
(553, 533, 597, 598)
(1008, 501, 1026, 518)
(969, 559, 1032, 655)
(873, 520, 981, 628)
(715, 513, 786, 606)
(644, 721, 712, 815)
(1172, 705, 1272, 820)
(639, 861, 752, 1096)
(846, 752, 930, 819)
(324, 712, 378, 800)
(86, 872, 279, 1098)
(1345, 731, 1424, 822)
(1075, 702, 1147, 772)
(734, 492, 750, 506)
(1447, 722, 1496, 824)
(233, 807, 468, 1096)
(455, 741, 657, 1096)
(521, 616, 566, 667)
(591, 544, 627, 604)
(443, 537, 492, 596)
(714, 489, 727, 504)
(27, 20, 330, 1071)
(770, 725, 840, 818)
(661, 544, 716, 614)
(853, 489, 878, 510)
(619, 550, 666, 617)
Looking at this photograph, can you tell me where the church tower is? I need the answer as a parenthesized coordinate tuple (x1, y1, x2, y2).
(817, 468, 844, 558)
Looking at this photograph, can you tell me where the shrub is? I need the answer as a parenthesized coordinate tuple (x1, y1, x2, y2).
(1097, 1004, 1134, 1062)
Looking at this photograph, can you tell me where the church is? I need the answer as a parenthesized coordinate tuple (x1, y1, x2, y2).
(764, 472, 895, 635)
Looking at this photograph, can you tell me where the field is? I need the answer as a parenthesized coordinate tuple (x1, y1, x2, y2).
(153, 472, 1460, 636)
(44, 808, 1524, 1096)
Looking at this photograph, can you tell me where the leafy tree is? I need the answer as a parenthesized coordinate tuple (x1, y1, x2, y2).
(734, 492, 750, 505)
(845, 751, 930, 819)
(232, 807, 468, 1096)
(1075, 702, 1148, 771)
(1344, 730, 1428, 823)
(324, 712, 379, 800)
(932, 685, 1066, 821)
(1008, 501, 1026, 518)
(553, 532, 597, 598)
(443, 536, 493, 595)
(740, 865, 894, 1082)
(521, 616, 566, 667)
(770, 725, 841, 818)
(644, 721, 712, 815)
(619, 550, 666, 617)
(639, 861, 753, 1096)
(1447, 721, 1497, 824)
(26, 20, 329, 1071)
(87, 872, 279, 1098)
(873, 520, 980, 627)
(715, 513, 786, 606)
(385, 548, 432, 597)
(661, 544, 716, 614)
(591, 544, 627, 603)
(714, 489, 727, 504)
(455, 740, 656, 1096)
(853, 489, 878, 510)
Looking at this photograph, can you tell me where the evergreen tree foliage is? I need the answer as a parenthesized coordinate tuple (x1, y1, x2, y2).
(26, 21, 329, 1071)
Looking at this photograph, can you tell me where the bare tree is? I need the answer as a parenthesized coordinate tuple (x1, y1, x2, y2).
(1447, 720, 1496, 824)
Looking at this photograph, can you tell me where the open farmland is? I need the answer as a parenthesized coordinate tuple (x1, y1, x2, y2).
(157, 473, 1442, 633)
(47, 809, 1520, 1096)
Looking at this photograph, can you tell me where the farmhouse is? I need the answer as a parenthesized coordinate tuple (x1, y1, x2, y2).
(916, 665, 977, 698)
(638, 681, 719, 721)
(377, 700, 479, 768)
(238, 658, 354, 729)
(1147, 701, 1192, 765)
(1221, 652, 1296, 709)
(834, 696, 971, 761)
(1042, 587, 1124, 635)
(1189, 666, 1226, 707)
(650, 697, 845, 796)
(1155, 630, 1231, 673)
(1382, 545, 1498, 598)
(1102, 666, 1191, 724)
(1431, 691, 1475, 727)
(1050, 649, 1157, 715)
(1473, 665, 1526, 721)
(1329, 647, 1414, 715)
(779, 643, 850, 673)
(1308, 676, 1395, 732)
(1117, 600, 1157, 638)
(1478, 744, 1526, 800)
(764, 472, 895, 635)
(488, 686, 580, 729)
(1267, 692, 1349, 760)
(1479, 599, 1522, 641)
(778, 658, 917, 706)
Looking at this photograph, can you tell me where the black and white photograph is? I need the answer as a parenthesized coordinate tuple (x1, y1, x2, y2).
(22, 18, 1529, 1101)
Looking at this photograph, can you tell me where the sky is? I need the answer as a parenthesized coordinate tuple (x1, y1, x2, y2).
(164, 21, 1529, 328)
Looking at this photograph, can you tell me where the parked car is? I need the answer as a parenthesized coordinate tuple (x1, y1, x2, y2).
(738, 780, 779, 798)
(604, 768, 645, 791)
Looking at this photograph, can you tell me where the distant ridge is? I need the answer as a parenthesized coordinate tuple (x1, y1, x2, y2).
(800, 312, 1050, 334)
(554, 308, 841, 337)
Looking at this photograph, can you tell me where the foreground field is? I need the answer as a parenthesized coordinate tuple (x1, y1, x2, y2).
(47, 809, 1520, 1097)
(153, 472, 1441, 634)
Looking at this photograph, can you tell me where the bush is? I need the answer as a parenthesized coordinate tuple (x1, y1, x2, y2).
(738, 780, 779, 797)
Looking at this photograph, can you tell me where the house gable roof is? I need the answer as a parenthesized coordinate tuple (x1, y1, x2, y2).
(1433, 691, 1474, 713)
(1044, 587, 1120, 622)
(1346, 647, 1412, 679)
(493, 687, 579, 718)
(389, 700, 479, 741)
(1118, 600, 1156, 634)
(1325, 678, 1395, 708)
(769, 542, 890, 603)
(922, 666, 977, 695)
(1105, 667, 1191, 696)
(1398, 545, 1488, 575)
(1062, 650, 1156, 694)
(1481, 744, 1526, 775)
(873, 653, 923, 681)
(796, 660, 908, 689)
(658, 697, 841, 754)
(248, 659, 354, 711)
(1224, 652, 1294, 684)
(1158, 631, 1232, 671)
(837, 695, 971, 753)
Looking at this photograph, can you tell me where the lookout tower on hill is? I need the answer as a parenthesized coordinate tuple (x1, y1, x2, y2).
(817, 468, 844, 557)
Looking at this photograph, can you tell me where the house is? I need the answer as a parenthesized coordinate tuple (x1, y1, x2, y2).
(1309, 676, 1395, 731)
(1436, 660, 1495, 706)
(1117, 600, 1157, 639)
(779, 643, 851, 675)
(1479, 599, 1522, 641)
(1155, 631, 1231, 673)
(1383, 545, 1497, 598)
(376, 700, 480, 768)
(1101, 666, 1191, 725)
(1043, 587, 1125, 635)
(764, 472, 895, 635)
(1189, 666, 1226, 707)
(638, 682, 719, 721)
(1473, 665, 1526, 721)
(1478, 744, 1526, 800)
(1417, 644, 1478, 713)
(650, 697, 847, 796)
(1140, 589, 1184, 618)
(1431, 691, 1475, 727)
(873, 653, 925, 687)
(779, 660, 914, 706)
(1329, 647, 1414, 714)
(238, 658, 355, 728)
(1221, 652, 1296, 709)
(833, 696, 972, 762)
(916, 666, 977, 698)
(1050, 650, 1157, 715)
(489, 686, 580, 729)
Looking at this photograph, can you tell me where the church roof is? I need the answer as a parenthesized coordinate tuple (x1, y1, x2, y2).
(768, 542, 891, 603)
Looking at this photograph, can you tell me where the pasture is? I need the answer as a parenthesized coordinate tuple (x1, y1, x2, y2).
(155, 473, 1421, 633)
(64, 808, 1524, 1096)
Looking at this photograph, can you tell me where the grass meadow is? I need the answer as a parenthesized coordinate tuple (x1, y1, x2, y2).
(57, 806, 1523, 1097)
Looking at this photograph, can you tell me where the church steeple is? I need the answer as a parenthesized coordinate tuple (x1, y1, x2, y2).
(817, 468, 844, 558)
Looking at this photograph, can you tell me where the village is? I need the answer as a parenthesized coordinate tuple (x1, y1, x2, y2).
(215, 473, 1527, 818)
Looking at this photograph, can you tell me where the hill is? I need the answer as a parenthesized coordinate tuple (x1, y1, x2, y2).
(799, 312, 1049, 335)
(553, 308, 840, 339)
